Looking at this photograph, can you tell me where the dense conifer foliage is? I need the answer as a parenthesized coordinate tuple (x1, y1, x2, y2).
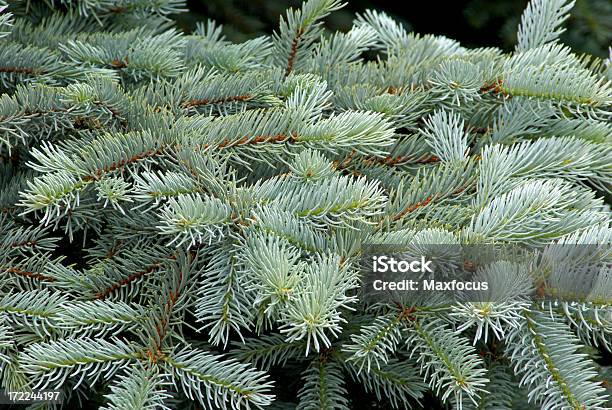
(0, 0, 610, 408)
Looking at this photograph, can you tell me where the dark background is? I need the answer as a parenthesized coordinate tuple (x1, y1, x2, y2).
(175, 0, 612, 57)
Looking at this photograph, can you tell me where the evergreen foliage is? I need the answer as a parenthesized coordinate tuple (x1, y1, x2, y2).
(0, 0, 611, 409)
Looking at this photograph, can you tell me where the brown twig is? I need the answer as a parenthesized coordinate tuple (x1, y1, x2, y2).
(181, 95, 252, 108)
(82, 148, 164, 182)
(284, 28, 304, 77)
(0, 67, 41, 75)
(480, 79, 504, 94)
(392, 196, 433, 222)
(5, 267, 54, 281)
(217, 132, 297, 149)
(148, 266, 184, 362)
(110, 58, 128, 69)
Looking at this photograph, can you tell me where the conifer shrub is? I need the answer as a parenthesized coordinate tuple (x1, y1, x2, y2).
(0, 0, 611, 409)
